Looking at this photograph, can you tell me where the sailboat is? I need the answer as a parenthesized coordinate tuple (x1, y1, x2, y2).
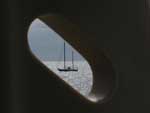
(57, 42, 78, 72)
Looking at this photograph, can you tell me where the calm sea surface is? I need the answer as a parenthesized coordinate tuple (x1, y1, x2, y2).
(43, 61, 93, 97)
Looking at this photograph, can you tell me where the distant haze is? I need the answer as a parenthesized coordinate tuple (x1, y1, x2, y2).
(28, 19, 84, 61)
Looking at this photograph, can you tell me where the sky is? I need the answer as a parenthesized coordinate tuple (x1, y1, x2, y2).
(28, 19, 84, 61)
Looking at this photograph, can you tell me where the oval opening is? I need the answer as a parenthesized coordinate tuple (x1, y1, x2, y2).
(27, 18, 94, 101)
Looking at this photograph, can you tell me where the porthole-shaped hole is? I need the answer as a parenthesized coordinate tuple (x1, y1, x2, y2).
(27, 15, 116, 103)
(28, 18, 94, 100)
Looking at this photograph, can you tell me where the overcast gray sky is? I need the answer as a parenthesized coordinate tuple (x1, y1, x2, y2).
(28, 19, 84, 61)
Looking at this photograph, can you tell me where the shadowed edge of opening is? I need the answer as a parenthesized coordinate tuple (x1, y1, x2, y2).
(27, 14, 117, 104)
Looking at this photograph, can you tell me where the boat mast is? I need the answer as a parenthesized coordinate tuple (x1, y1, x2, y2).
(64, 42, 66, 69)
(72, 51, 74, 69)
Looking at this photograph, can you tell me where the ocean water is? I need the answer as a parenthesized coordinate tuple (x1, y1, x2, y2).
(43, 61, 93, 97)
